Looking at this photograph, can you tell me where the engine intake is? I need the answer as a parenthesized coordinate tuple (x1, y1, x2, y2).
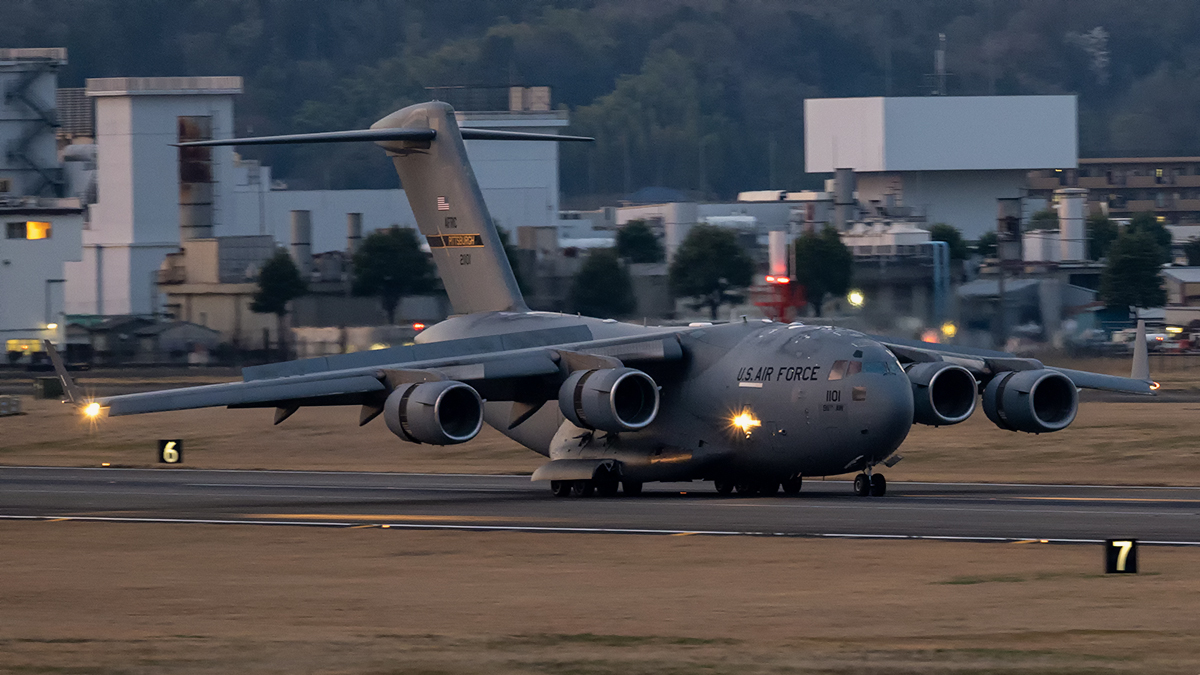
(559, 367, 659, 433)
(907, 362, 977, 426)
(384, 380, 483, 445)
(983, 369, 1078, 434)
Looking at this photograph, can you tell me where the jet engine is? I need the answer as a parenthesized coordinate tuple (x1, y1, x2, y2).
(384, 380, 483, 444)
(558, 367, 660, 433)
(906, 362, 977, 426)
(982, 369, 1078, 433)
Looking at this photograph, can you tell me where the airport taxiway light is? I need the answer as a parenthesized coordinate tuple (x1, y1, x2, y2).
(847, 290, 865, 308)
(732, 411, 761, 436)
(84, 402, 101, 418)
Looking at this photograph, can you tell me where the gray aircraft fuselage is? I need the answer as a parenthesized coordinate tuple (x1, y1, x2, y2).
(421, 312, 914, 483)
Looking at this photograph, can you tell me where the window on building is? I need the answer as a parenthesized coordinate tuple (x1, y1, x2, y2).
(0, 178, 11, 194)
(5, 221, 52, 239)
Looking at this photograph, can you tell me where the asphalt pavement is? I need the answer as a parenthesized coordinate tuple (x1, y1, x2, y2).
(1, 467, 1198, 544)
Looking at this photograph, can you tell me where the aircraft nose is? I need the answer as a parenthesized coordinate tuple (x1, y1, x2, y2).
(863, 369, 914, 460)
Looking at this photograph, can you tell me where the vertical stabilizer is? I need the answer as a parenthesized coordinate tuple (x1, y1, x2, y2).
(1131, 319, 1150, 381)
(372, 102, 526, 314)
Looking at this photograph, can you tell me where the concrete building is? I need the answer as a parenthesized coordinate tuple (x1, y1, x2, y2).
(64, 76, 246, 317)
(1, 199, 84, 353)
(804, 96, 1077, 238)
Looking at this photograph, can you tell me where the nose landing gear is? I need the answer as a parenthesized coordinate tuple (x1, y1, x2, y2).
(853, 469, 887, 497)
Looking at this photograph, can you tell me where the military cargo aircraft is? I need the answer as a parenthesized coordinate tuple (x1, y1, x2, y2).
(47, 101, 1157, 498)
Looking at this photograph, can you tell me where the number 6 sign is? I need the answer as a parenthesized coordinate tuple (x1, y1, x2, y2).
(158, 439, 183, 464)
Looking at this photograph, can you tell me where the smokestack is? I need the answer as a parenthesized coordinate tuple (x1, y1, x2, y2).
(833, 168, 856, 231)
(768, 230, 788, 277)
(290, 210, 313, 277)
(1055, 188, 1087, 261)
(347, 213, 362, 255)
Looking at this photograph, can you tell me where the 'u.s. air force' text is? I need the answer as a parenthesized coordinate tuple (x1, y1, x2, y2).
(736, 365, 822, 382)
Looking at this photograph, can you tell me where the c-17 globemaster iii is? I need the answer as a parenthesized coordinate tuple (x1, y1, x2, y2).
(48, 101, 1158, 498)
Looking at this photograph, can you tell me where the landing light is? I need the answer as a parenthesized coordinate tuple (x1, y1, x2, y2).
(847, 290, 865, 308)
(731, 411, 761, 436)
(84, 402, 101, 418)
(1151, 381, 1161, 391)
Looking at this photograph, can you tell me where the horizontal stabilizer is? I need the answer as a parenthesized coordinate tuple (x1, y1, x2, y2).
(459, 129, 593, 142)
(176, 128, 437, 147)
(177, 128, 592, 148)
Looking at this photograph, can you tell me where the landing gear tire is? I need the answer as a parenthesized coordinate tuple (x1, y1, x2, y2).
(853, 473, 870, 497)
(714, 479, 734, 496)
(551, 480, 572, 498)
(571, 480, 595, 497)
(622, 481, 643, 496)
(869, 473, 887, 497)
(781, 476, 803, 495)
(757, 481, 780, 496)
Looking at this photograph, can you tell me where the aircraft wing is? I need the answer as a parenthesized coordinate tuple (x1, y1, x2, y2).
(68, 327, 686, 418)
(876, 335, 1157, 395)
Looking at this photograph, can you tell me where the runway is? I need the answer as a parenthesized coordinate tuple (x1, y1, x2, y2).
(1, 466, 1198, 545)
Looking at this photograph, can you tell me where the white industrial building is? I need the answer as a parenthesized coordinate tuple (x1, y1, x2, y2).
(0, 49, 84, 351)
(804, 95, 1078, 238)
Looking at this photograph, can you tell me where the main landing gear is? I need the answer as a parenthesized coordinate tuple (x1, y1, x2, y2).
(853, 471, 886, 497)
(714, 478, 796, 496)
(550, 479, 641, 497)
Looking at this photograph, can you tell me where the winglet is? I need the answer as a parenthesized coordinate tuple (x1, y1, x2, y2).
(1131, 319, 1150, 382)
(43, 340, 82, 404)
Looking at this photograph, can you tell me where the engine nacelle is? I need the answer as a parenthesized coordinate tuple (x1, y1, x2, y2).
(982, 369, 1078, 434)
(384, 380, 483, 445)
(907, 362, 977, 426)
(558, 367, 659, 433)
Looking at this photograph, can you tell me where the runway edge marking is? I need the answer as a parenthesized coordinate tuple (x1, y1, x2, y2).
(1, 514, 1198, 547)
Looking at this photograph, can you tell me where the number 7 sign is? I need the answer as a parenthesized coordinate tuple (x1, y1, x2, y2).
(1105, 539, 1138, 574)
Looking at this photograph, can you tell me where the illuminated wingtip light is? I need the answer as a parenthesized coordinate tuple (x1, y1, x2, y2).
(731, 411, 762, 436)
(84, 402, 101, 418)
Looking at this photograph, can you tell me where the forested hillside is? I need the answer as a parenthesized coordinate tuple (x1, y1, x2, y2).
(4, 0, 1200, 201)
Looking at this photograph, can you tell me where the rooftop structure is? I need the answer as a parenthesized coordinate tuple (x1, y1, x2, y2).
(804, 95, 1078, 238)
(0, 48, 68, 197)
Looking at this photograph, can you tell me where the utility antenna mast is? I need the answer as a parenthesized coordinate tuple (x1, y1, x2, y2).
(934, 33, 947, 96)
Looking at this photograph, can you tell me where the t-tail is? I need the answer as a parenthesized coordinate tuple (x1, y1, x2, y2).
(179, 101, 592, 315)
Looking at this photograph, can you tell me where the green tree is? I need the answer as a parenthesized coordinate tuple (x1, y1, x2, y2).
(1125, 212, 1173, 264)
(351, 226, 435, 324)
(1087, 214, 1119, 261)
(929, 223, 968, 260)
(1028, 208, 1059, 230)
(668, 224, 754, 320)
(1100, 230, 1167, 311)
(251, 249, 308, 359)
(569, 248, 636, 318)
(975, 231, 998, 259)
(1184, 238, 1200, 266)
(793, 226, 853, 317)
(616, 220, 665, 263)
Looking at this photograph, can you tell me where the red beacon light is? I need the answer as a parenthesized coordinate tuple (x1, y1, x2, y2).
(412, 322, 426, 331)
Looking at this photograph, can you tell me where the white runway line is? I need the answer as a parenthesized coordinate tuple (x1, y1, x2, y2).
(1, 513, 1198, 546)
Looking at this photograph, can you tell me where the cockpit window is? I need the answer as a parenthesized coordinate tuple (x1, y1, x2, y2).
(828, 360, 847, 380)
(829, 360, 864, 380)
